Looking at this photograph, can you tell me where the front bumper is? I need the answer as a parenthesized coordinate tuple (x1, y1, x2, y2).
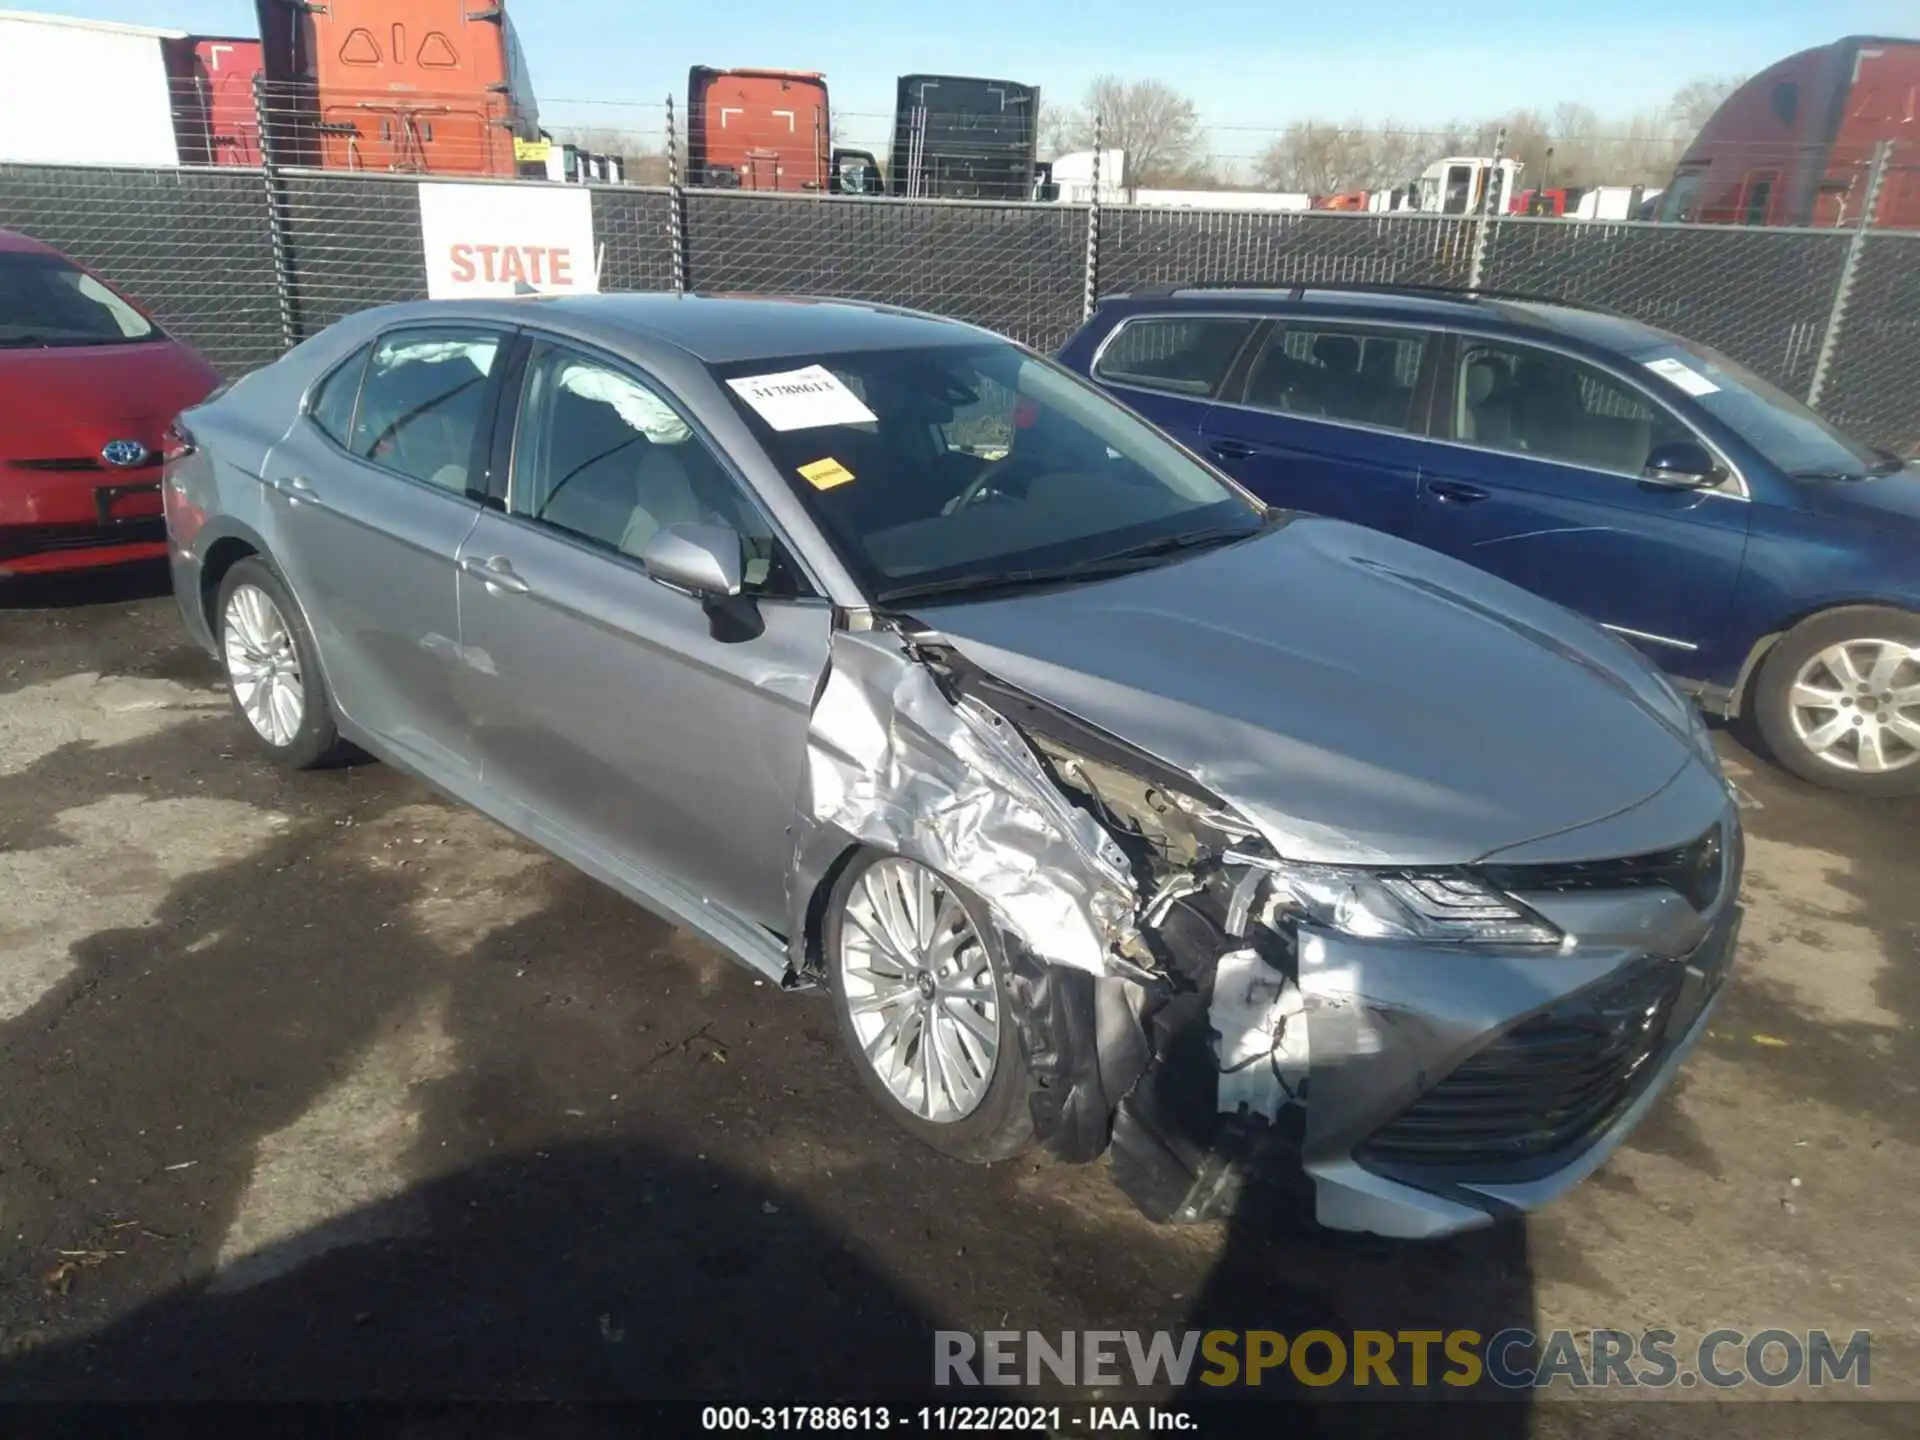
(1303, 896, 1740, 1238)
(0, 464, 167, 576)
(1099, 799, 1744, 1239)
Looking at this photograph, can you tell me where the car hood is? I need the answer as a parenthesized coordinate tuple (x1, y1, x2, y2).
(0, 340, 222, 462)
(912, 516, 1701, 867)
(1796, 466, 1920, 533)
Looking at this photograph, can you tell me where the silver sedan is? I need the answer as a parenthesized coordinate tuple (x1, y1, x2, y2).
(164, 294, 1743, 1238)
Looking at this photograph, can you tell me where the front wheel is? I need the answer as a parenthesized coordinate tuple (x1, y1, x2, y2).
(824, 852, 1036, 1163)
(1753, 607, 1920, 797)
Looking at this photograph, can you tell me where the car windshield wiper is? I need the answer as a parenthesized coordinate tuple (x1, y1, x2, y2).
(0, 334, 52, 349)
(1787, 465, 1871, 481)
(1788, 446, 1908, 481)
(1869, 447, 1909, 476)
(873, 524, 1262, 606)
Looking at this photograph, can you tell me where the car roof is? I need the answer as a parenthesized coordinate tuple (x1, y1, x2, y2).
(0, 228, 64, 257)
(1097, 284, 1674, 352)
(384, 292, 1001, 365)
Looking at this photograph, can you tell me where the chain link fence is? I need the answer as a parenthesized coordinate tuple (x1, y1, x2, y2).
(1099, 210, 1479, 299)
(0, 162, 283, 375)
(1477, 219, 1851, 399)
(1817, 232, 1920, 454)
(3, 159, 1916, 455)
(684, 190, 1086, 351)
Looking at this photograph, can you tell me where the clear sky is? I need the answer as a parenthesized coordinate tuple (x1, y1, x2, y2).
(22, 0, 1917, 158)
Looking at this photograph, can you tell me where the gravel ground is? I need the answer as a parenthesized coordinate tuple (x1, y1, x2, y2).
(0, 564, 1914, 1435)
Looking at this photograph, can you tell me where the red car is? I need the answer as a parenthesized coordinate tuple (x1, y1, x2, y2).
(1, 230, 222, 578)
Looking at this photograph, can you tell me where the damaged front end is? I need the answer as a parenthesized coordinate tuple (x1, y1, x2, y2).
(786, 619, 1331, 1228)
(788, 617, 1743, 1239)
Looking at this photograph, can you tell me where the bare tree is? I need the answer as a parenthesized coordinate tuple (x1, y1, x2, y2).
(1669, 76, 1745, 143)
(1061, 76, 1205, 187)
(1038, 102, 1075, 160)
(1255, 119, 1422, 194)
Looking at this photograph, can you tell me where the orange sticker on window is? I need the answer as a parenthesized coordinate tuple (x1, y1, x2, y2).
(798, 457, 855, 490)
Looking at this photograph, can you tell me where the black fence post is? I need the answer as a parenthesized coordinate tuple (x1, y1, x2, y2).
(665, 94, 688, 295)
(1466, 125, 1506, 291)
(251, 74, 299, 350)
(1807, 139, 1892, 411)
(1082, 114, 1103, 322)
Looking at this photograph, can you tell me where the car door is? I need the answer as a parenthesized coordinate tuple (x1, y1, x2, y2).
(1199, 318, 1437, 537)
(261, 323, 506, 783)
(1086, 312, 1262, 451)
(454, 336, 831, 930)
(1413, 334, 1753, 668)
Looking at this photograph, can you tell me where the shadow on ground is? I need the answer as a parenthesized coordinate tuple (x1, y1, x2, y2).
(0, 561, 172, 612)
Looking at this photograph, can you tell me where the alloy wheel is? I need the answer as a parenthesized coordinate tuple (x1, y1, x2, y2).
(837, 857, 1000, 1124)
(1787, 638, 1920, 775)
(223, 583, 306, 748)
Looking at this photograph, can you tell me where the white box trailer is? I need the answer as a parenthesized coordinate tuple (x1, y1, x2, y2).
(0, 10, 186, 167)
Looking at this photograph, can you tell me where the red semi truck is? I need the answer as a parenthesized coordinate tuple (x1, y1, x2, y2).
(162, 35, 265, 167)
(256, 0, 540, 176)
(1658, 34, 1920, 228)
(686, 67, 833, 191)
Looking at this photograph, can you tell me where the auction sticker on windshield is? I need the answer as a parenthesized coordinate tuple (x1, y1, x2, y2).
(1643, 357, 1721, 396)
(797, 457, 856, 490)
(727, 365, 878, 431)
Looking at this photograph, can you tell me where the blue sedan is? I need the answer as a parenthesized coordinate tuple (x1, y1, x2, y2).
(1060, 284, 1920, 796)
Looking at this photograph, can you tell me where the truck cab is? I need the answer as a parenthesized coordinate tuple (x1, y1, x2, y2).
(687, 66, 831, 191)
(1414, 156, 1523, 215)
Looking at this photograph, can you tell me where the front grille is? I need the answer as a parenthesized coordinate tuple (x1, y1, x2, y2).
(7, 457, 162, 474)
(0, 519, 167, 563)
(1357, 961, 1684, 1178)
(1474, 824, 1727, 913)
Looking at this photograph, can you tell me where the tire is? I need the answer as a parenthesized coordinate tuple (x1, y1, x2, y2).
(216, 557, 347, 770)
(823, 850, 1036, 1163)
(1752, 606, 1920, 797)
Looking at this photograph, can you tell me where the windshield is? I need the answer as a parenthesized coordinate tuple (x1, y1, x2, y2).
(1630, 340, 1893, 478)
(711, 341, 1265, 603)
(1655, 169, 1703, 223)
(0, 251, 158, 347)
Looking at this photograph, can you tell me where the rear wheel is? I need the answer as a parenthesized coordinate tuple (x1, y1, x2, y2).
(824, 852, 1035, 1163)
(1753, 607, 1920, 797)
(217, 558, 346, 770)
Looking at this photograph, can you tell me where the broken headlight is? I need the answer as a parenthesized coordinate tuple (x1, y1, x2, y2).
(1255, 861, 1563, 947)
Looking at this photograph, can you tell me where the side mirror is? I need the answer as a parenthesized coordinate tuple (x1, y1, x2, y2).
(641, 521, 743, 598)
(1642, 440, 1723, 489)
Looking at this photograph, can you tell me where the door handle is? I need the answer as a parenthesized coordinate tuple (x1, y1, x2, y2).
(1427, 479, 1490, 504)
(460, 554, 531, 596)
(1209, 439, 1257, 461)
(272, 475, 318, 504)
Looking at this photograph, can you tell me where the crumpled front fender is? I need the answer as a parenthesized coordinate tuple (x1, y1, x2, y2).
(785, 625, 1141, 981)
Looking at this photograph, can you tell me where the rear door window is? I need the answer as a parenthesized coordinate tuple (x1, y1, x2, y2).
(1093, 317, 1257, 398)
(308, 344, 370, 448)
(350, 327, 504, 493)
(1239, 323, 1430, 432)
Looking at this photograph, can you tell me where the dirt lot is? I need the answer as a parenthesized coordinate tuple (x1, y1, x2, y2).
(0, 564, 1914, 1431)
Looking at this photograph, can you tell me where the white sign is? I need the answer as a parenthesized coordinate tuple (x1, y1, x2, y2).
(1642, 357, 1721, 397)
(418, 182, 598, 300)
(726, 365, 878, 431)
